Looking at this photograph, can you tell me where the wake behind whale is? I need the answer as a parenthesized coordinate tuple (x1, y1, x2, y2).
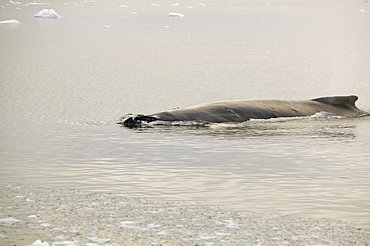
(119, 95, 363, 128)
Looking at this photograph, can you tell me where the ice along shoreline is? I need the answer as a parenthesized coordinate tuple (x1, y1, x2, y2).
(1, 184, 369, 246)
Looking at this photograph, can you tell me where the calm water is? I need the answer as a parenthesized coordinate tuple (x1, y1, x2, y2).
(1, 0, 370, 226)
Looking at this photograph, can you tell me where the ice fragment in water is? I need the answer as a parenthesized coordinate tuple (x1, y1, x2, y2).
(34, 9, 61, 18)
(28, 240, 49, 246)
(0, 19, 20, 24)
(0, 217, 21, 223)
(52, 241, 77, 246)
(169, 12, 184, 17)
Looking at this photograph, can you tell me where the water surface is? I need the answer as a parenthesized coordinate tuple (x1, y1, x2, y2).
(1, 0, 370, 226)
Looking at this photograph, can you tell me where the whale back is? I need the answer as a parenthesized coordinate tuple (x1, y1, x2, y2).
(121, 95, 362, 127)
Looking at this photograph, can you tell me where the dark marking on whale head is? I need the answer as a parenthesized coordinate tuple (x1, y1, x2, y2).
(120, 115, 158, 128)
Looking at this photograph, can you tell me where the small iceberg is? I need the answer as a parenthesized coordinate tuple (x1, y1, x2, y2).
(0, 19, 20, 24)
(28, 240, 49, 246)
(168, 12, 184, 17)
(34, 9, 61, 18)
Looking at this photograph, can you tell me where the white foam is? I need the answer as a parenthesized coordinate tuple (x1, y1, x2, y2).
(0, 19, 20, 24)
(34, 9, 61, 18)
(169, 12, 184, 17)
(248, 111, 343, 123)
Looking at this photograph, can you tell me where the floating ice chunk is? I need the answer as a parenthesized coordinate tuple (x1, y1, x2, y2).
(130, 12, 139, 15)
(224, 219, 239, 228)
(87, 237, 111, 244)
(30, 3, 48, 5)
(0, 217, 21, 223)
(9, 0, 21, 5)
(0, 19, 20, 24)
(28, 240, 49, 246)
(156, 230, 166, 235)
(359, 9, 367, 12)
(120, 5, 129, 8)
(67, 228, 79, 234)
(147, 223, 161, 228)
(170, 3, 179, 6)
(34, 9, 61, 18)
(52, 241, 77, 246)
(120, 221, 148, 231)
(199, 235, 217, 240)
(150, 4, 159, 6)
(151, 243, 162, 246)
(103, 25, 112, 28)
(27, 214, 38, 218)
(169, 12, 184, 17)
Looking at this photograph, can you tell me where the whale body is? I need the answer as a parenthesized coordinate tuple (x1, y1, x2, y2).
(120, 95, 362, 127)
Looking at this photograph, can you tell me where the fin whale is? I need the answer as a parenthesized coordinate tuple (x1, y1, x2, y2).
(120, 95, 362, 127)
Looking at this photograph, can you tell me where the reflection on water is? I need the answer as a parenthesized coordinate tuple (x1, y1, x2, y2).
(2, 117, 369, 225)
(128, 117, 359, 140)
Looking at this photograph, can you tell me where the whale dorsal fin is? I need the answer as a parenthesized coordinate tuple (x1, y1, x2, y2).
(312, 95, 358, 108)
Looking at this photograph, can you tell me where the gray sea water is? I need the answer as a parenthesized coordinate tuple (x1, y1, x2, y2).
(1, 0, 370, 226)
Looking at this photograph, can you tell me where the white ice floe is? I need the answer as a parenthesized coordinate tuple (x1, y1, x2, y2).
(87, 237, 111, 244)
(359, 9, 367, 12)
(168, 12, 184, 17)
(28, 240, 49, 246)
(156, 230, 166, 235)
(34, 9, 61, 18)
(0, 217, 21, 223)
(0, 19, 20, 24)
(9, 0, 21, 5)
(52, 241, 77, 246)
(27, 214, 38, 218)
(120, 221, 148, 231)
(147, 223, 161, 228)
